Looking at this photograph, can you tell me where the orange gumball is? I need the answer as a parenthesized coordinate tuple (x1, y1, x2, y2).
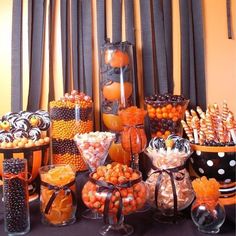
(109, 50, 129, 68)
(102, 113, 123, 132)
(102, 82, 133, 101)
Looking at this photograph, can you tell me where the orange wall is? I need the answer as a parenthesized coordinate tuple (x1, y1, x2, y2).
(0, 0, 12, 116)
(203, 0, 236, 114)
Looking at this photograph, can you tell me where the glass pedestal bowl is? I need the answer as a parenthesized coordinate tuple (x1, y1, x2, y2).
(74, 132, 115, 219)
(82, 163, 147, 236)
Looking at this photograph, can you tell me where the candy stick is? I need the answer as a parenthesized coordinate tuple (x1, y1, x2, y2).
(226, 113, 236, 144)
(209, 106, 218, 130)
(185, 110, 193, 130)
(213, 103, 220, 116)
(181, 120, 194, 142)
(200, 118, 207, 138)
(216, 116, 226, 143)
(222, 101, 229, 123)
(199, 130, 205, 145)
(196, 106, 206, 119)
(205, 112, 215, 141)
(190, 109, 200, 122)
(191, 116, 200, 144)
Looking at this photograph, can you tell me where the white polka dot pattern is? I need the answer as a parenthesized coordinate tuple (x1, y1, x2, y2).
(229, 160, 236, 167)
(218, 169, 225, 175)
(207, 160, 213, 167)
(218, 152, 225, 158)
(198, 168, 204, 174)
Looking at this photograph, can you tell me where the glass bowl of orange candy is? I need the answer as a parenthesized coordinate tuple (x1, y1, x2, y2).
(39, 164, 77, 226)
(82, 163, 147, 236)
(145, 93, 189, 139)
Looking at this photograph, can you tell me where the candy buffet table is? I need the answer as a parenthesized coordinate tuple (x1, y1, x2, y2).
(0, 172, 235, 236)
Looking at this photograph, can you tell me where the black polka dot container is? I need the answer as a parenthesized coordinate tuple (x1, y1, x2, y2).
(190, 144, 236, 205)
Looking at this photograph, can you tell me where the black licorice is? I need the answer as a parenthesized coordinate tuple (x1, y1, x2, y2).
(3, 158, 30, 235)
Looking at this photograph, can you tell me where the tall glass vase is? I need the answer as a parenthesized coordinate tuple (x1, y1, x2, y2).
(100, 40, 136, 163)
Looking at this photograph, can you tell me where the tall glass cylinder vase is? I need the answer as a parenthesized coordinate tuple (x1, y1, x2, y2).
(100, 41, 136, 163)
(3, 158, 30, 235)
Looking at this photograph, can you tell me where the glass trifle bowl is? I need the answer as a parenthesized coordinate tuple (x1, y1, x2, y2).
(145, 135, 194, 223)
(82, 163, 148, 236)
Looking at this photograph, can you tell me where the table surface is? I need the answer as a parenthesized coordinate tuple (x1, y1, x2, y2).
(0, 172, 235, 236)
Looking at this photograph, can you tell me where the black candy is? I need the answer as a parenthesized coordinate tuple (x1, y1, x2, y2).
(3, 158, 29, 233)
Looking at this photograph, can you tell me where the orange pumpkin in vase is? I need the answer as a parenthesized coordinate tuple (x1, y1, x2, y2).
(100, 41, 137, 166)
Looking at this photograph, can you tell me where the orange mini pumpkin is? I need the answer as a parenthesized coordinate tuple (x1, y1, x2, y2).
(105, 50, 129, 68)
(102, 82, 133, 101)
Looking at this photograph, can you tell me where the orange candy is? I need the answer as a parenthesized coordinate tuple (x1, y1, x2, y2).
(40, 165, 76, 225)
(82, 163, 146, 216)
(102, 82, 133, 101)
(105, 50, 130, 68)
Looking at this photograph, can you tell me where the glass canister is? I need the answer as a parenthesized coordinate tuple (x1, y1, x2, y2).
(50, 90, 93, 172)
(145, 135, 194, 223)
(145, 93, 189, 139)
(119, 106, 147, 170)
(100, 41, 136, 165)
(39, 164, 76, 226)
(191, 177, 226, 234)
(3, 158, 30, 235)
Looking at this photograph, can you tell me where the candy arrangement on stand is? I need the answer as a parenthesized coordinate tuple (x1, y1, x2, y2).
(100, 41, 136, 165)
(82, 163, 147, 236)
(191, 176, 226, 234)
(3, 158, 30, 235)
(0, 110, 50, 200)
(0, 110, 50, 148)
(39, 164, 76, 226)
(145, 93, 189, 139)
(119, 106, 147, 170)
(74, 131, 115, 220)
(50, 90, 93, 172)
(145, 135, 194, 223)
(182, 102, 236, 203)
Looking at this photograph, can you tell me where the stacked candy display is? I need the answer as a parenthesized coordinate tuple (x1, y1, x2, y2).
(0, 110, 50, 148)
(100, 41, 135, 165)
(50, 90, 93, 172)
(145, 93, 189, 139)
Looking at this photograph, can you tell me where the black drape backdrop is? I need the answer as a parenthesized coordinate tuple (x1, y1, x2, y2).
(11, 0, 206, 112)
(179, 0, 206, 109)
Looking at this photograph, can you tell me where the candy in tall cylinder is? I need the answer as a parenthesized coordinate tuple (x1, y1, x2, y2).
(100, 41, 136, 132)
(100, 41, 136, 165)
(50, 91, 93, 172)
(3, 158, 30, 235)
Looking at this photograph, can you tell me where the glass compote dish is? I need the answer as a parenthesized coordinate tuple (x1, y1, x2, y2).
(74, 131, 115, 219)
(82, 162, 148, 236)
(119, 106, 147, 170)
(145, 135, 194, 223)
